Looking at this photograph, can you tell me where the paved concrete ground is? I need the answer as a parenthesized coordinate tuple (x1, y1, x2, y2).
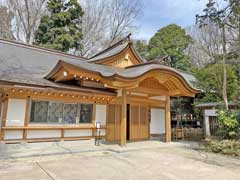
(0, 140, 240, 180)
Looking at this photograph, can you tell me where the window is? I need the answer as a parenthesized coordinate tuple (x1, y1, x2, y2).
(30, 101, 48, 123)
(48, 102, 63, 124)
(64, 103, 79, 124)
(30, 100, 93, 125)
(80, 104, 93, 123)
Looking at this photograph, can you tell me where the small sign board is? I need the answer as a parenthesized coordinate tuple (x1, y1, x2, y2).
(96, 122, 101, 129)
(95, 122, 101, 146)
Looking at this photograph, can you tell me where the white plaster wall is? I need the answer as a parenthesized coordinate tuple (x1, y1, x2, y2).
(149, 96, 166, 101)
(116, 90, 122, 97)
(150, 108, 165, 134)
(27, 130, 61, 139)
(4, 130, 23, 140)
(95, 104, 107, 126)
(99, 129, 105, 136)
(6, 98, 26, 126)
(64, 129, 92, 137)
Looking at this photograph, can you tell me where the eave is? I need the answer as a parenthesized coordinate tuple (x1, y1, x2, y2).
(45, 60, 200, 97)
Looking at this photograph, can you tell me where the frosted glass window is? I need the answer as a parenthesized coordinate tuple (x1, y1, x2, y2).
(47, 102, 64, 124)
(30, 101, 48, 123)
(80, 104, 93, 123)
(30, 100, 93, 124)
(63, 103, 79, 124)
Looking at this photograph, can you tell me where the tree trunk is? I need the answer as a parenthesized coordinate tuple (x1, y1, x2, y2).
(222, 24, 229, 110)
(238, 16, 240, 91)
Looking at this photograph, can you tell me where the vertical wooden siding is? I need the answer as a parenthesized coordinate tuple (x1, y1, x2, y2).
(106, 104, 121, 143)
(130, 104, 149, 141)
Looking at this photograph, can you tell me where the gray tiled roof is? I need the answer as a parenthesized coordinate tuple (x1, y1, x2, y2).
(88, 42, 129, 62)
(0, 39, 81, 85)
(195, 101, 238, 108)
(0, 39, 116, 94)
(88, 36, 146, 63)
(0, 38, 198, 92)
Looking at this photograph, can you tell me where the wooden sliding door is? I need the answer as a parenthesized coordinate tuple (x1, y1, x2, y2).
(106, 104, 121, 142)
(106, 103, 149, 142)
(130, 104, 149, 141)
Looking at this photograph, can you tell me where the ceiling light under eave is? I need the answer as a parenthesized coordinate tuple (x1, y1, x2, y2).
(63, 71, 68, 77)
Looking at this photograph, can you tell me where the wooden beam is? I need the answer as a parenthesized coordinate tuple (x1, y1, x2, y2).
(131, 87, 169, 96)
(2, 126, 106, 131)
(127, 95, 166, 106)
(23, 97, 31, 140)
(120, 89, 127, 145)
(165, 96, 171, 142)
(1, 96, 8, 140)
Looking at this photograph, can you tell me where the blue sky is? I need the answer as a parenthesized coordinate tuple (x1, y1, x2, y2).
(135, 0, 221, 40)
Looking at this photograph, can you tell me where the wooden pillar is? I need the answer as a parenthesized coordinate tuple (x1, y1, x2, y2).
(0, 96, 2, 141)
(165, 96, 171, 142)
(23, 97, 31, 140)
(120, 89, 127, 145)
(92, 103, 96, 137)
(1, 96, 8, 140)
(61, 128, 64, 139)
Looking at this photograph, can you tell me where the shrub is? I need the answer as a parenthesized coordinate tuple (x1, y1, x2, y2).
(204, 139, 240, 156)
(217, 110, 239, 139)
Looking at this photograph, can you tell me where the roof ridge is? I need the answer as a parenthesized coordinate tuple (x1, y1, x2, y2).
(125, 56, 169, 69)
(0, 38, 88, 61)
(89, 33, 131, 59)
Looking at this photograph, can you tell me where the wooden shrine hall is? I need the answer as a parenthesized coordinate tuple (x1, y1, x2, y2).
(0, 36, 199, 145)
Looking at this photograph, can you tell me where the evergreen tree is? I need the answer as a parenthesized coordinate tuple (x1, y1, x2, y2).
(134, 40, 149, 59)
(34, 0, 84, 52)
(192, 64, 238, 103)
(196, 0, 232, 110)
(148, 24, 192, 71)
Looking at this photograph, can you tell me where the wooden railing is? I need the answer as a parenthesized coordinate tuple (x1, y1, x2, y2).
(1, 126, 106, 143)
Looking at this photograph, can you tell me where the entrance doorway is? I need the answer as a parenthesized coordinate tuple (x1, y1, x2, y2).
(106, 103, 149, 143)
(127, 104, 130, 141)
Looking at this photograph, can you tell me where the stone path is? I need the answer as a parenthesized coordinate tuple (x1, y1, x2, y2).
(0, 140, 239, 180)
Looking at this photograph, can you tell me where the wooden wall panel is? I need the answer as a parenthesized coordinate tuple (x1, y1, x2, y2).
(106, 104, 121, 143)
(106, 104, 115, 142)
(115, 104, 121, 142)
(130, 104, 149, 141)
(130, 104, 139, 141)
(140, 105, 149, 139)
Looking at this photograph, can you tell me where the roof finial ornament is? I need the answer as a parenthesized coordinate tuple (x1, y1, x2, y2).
(127, 33, 132, 40)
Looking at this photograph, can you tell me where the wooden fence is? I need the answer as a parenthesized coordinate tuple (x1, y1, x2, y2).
(172, 128, 204, 141)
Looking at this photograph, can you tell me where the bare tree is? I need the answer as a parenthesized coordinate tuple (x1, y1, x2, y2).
(79, 0, 109, 57)
(80, 0, 142, 57)
(0, 5, 15, 39)
(186, 24, 223, 67)
(107, 0, 142, 45)
(6, 0, 47, 44)
(5, 0, 142, 55)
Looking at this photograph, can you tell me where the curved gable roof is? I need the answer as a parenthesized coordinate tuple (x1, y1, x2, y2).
(46, 59, 199, 96)
(88, 35, 146, 65)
